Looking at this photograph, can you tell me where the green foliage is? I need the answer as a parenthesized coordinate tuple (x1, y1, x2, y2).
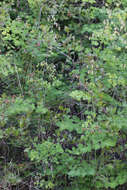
(0, 0, 127, 189)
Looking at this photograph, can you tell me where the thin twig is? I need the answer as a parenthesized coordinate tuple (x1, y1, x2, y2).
(14, 60, 23, 96)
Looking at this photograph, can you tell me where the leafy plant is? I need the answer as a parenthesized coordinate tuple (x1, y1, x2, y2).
(0, 0, 127, 189)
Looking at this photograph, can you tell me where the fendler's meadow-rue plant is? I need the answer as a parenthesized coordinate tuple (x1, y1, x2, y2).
(0, 0, 127, 189)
